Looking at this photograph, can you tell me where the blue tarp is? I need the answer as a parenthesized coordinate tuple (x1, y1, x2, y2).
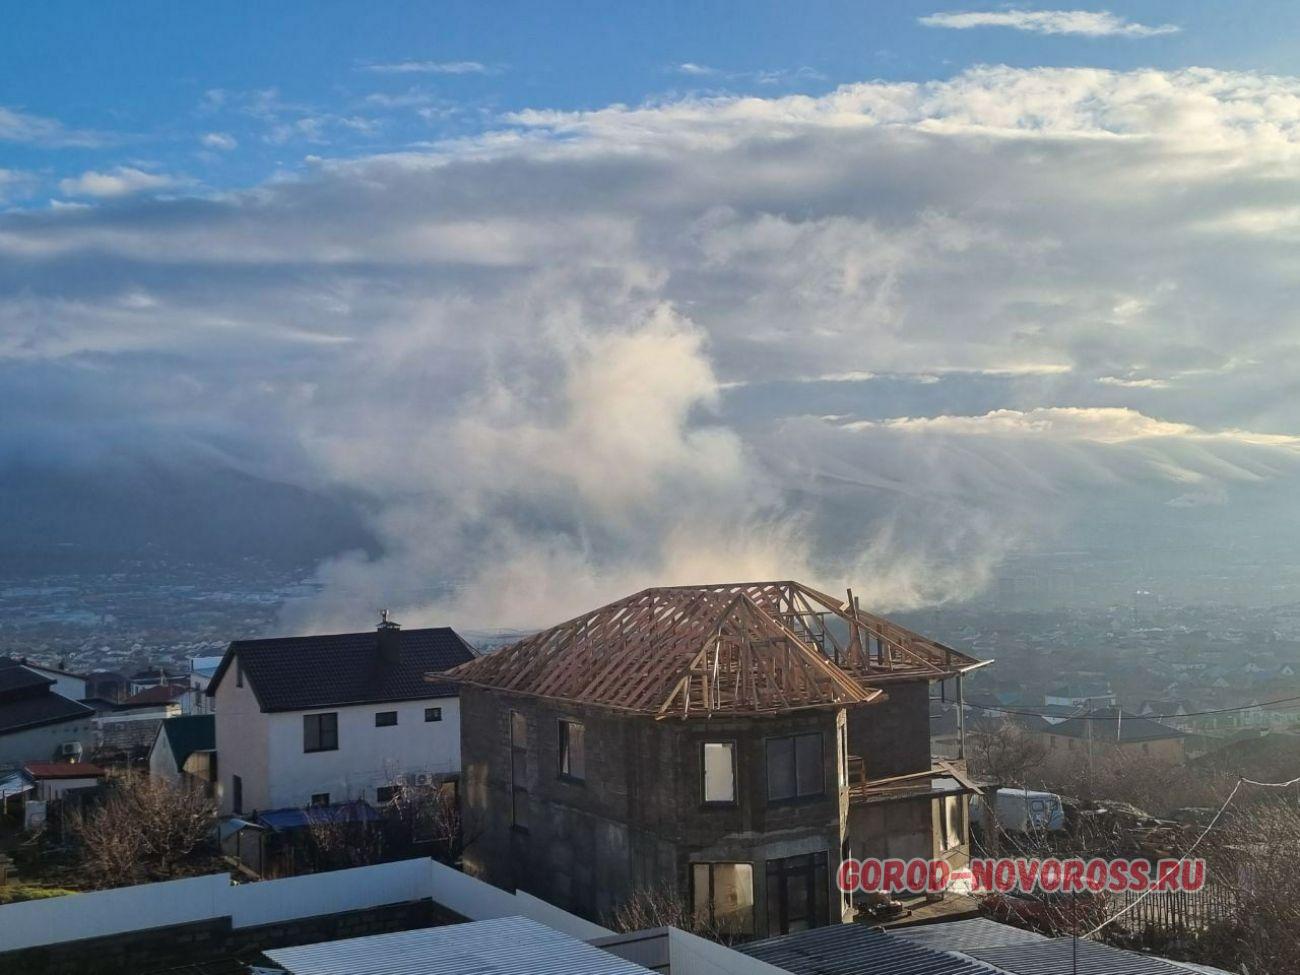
(255, 800, 381, 831)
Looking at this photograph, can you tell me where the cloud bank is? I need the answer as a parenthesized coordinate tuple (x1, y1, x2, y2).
(3, 66, 1299, 629)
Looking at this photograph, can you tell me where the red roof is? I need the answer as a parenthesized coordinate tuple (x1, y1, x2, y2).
(24, 762, 106, 779)
(124, 683, 190, 705)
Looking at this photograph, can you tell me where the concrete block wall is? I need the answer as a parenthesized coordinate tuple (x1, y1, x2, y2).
(460, 687, 848, 934)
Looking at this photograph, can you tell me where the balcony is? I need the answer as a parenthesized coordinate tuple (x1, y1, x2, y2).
(846, 756, 983, 805)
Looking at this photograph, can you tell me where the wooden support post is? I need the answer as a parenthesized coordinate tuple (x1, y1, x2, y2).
(957, 673, 966, 762)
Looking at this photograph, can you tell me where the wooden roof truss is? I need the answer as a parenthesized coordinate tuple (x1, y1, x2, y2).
(442, 581, 984, 720)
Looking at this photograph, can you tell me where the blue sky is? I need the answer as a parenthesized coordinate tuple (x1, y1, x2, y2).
(4, 2, 1298, 203)
(4, 4, 1300, 626)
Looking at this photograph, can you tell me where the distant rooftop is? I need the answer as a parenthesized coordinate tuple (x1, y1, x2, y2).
(1046, 706, 1186, 743)
(444, 581, 985, 719)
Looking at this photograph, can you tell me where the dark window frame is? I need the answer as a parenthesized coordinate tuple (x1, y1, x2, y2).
(765, 851, 830, 934)
(765, 731, 826, 803)
(303, 711, 339, 753)
(376, 785, 400, 805)
(510, 709, 529, 832)
(558, 718, 586, 783)
(700, 740, 738, 806)
(310, 792, 330, 807)
(425, 706, 442, 722)
(375, 710, 398, 727)
(231, 774, 243, 815)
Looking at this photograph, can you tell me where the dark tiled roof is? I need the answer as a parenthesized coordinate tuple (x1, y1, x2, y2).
(209, 626, 477, 712)
(158, 714, 215, 767)
(739, 924, 993, 975)
(1047, 707, 1185, 743)
(24, 762, 105, 778)
(125, 683, 191, 705)
(966, 938, 1232, 975)
(0, 692, 93, 735)
(0, 658, 54, 695)
(891, 918, 1048, 952)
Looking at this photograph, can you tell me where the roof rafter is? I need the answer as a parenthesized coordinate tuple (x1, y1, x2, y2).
(440, 581, 986, 719)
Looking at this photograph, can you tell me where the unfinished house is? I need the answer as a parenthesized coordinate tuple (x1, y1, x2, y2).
(442, 581, 986, 938)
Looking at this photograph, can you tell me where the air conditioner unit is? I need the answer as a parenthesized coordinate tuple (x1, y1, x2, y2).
(58, 742, 82, 759)
(415, 773, 431, 786)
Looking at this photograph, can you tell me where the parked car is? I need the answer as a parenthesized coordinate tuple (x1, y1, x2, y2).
(981, 889, 1109, 935)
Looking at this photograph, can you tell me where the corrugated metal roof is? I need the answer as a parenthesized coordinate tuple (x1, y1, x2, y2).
(265, 916, 656, 975)
(890, 919, 1048, 953)
(739, 923, 997, 975)
(965, 938, 1230, 975)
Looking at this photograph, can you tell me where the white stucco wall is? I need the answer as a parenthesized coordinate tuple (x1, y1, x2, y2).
(29, 669, 88, 702)
(0, 715, 94, 767)
(148, 728, 179, 784)
(263, 696, 462, 810)
(213, 662, 270, 815)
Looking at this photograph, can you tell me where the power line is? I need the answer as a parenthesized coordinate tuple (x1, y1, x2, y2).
(934, 694, 1300, 722)
(1084, 771, 1300, 939)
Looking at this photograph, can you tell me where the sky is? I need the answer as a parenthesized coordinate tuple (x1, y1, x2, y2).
(4, 3, 1300, 629)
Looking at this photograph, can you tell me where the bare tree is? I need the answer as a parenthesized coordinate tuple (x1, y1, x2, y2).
(304, 801, 385, 871)
(609, 885, 724, 941)
(967, 720, 1048, 787)
(380, 780, 481, 864)
(69, 774, 216, 887)
(1197, 799, 1300, 975)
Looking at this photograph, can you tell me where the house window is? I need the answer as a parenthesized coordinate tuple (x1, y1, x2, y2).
(765, 852, 829, 934)
(310, 793, 330, 806)
(232, 774, 243, 815)
(235, 660, 243, 688)
(375, 710, 398, 727)
(376, 785, 400, 805)
(702, 742, 736, 804)
(766, 733, 824, 802)
(304, 712, 338, 752)
(511, 710, 529, 831)
(938, 794, 963, 851)
(691, 862, 755, 934)
(558, 719, 586, 782)
(425, 707, 442, 722)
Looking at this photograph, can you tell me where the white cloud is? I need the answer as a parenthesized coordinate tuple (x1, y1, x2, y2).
(0, 168, 35, 203)
(362, 60, 491, 75)
(919, 10, 1180, 38)
(4, 66, 1300, 624)
(1097, 375, 1170, 389)
(838, 407, 1300, 448)
(58, 167, 180, 199)
(0, 106, 101, 147)
(200, 132, 237, 150)
(675, 62, 719, 77)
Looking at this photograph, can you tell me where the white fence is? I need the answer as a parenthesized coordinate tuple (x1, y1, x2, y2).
(0, 857, 610, 954)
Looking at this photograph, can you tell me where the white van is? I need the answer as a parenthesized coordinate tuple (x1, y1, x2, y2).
(971, 788, 1066, 833)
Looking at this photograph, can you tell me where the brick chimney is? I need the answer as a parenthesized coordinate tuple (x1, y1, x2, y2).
(377, 610, 401, 666)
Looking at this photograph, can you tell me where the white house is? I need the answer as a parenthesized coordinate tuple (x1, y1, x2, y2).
(207, 618, 477, 816)
(0, 658, 95, 766)
(15, 661, 87, 702)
